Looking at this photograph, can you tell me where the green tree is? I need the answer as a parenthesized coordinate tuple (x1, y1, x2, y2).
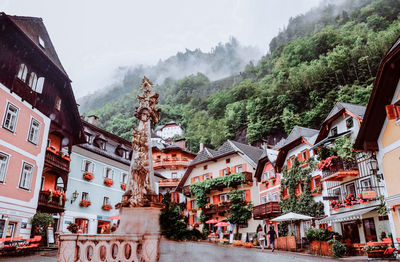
(227, 190, 253, 235)
(31, 213, 54, 240)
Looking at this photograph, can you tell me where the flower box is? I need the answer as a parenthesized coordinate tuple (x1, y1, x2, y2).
(102, 204, 112, 210)
(80, 199, 91, 207)
(367, 250, 385, 258)
(315, 156, 339, 170)
(121, 183, 126, 190)
(104, 178, 114, 187)
(83, 172, 94, 181)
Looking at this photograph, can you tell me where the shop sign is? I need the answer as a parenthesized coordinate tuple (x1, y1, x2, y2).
(361, 191, 376, 199)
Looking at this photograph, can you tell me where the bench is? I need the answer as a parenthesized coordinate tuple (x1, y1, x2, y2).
(16, 235, 42, 254)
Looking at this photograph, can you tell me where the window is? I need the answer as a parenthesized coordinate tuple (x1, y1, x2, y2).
(226, 158, 230, 164)
(171, 154, 177, 158)
(331, 127, 338, 136)
(56, 177, 64, 192)
(301, 150, 308, 160)
(223, 168, 229, 176)
(19, 162, 33, 190)
(103, 197, 110, 205)
(194, 177, 200, 182)
(28, 72, 38, 89)
(261, 195, 268, 204)
(346, 183, 356, 196)
(3, 102, 19, 132)
(313, 177, 321, 188)
(236, 165, 243, 173)
(82, 192, 89, 201)
(290, 156, 296, 164)
(191, 200, 197, 209)
(104, 168, 114, 179)
(121, 173, 128, 184)
(35, 77, 45, 93)
(17, 64, 28, 82)
(0, 153, 9, 183)
(346, 118, 354, 129)
(47, 139, 51, 147)
(271, 193, 278, 201)
(55, 97, 62, 111)
(220, 194, 229, 202)
(333, 187, 341, 200)
(203, 165, 208, 170)
(83, 160, 94, 173)
(84, 133, 92, 144)
(203, 173, 210, 180)
(360, 178, 372, 191)
(27, 118, 40, 144)
(262, 173, 268, 181)
(172, 172, 179, 179)
(38, 36, 45, 48)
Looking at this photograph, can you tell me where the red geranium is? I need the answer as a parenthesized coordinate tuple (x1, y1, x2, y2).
(80, 199, 91, 207)
(104, 178, 114, 186)
(316, 156, 338, 170)
(83, 172, 94, 181)
(121, 183, 126, 190)
(102, 204, 112, 210)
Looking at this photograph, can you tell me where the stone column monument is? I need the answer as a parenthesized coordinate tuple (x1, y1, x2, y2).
(58, 77, 163, 262)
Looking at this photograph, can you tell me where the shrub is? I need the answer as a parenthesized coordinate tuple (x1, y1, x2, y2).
(328, 239, 346, 258)
(31, 213, 54, 238)
(305, 228, 342, 242)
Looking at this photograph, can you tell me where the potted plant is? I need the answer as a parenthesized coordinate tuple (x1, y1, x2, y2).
(102, 204, 112, 210)
(79, 199, 91, 207)
(120, 183, 126, 190)
(104, 178, 114, 186)
(67, 222, 79, 233)
(83, 171, 94, 181)
(363, 245, 386, 258)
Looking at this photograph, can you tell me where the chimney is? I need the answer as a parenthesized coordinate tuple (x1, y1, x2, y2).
(87, 115, 99, 126)
(199, 143, 204, 152)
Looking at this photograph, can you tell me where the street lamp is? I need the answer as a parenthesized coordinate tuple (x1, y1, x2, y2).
(368, 154, 382, 182)
(71, 190, 79, 203)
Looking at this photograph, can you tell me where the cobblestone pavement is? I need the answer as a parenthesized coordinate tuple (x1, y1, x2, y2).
(0, 241, 380, 262)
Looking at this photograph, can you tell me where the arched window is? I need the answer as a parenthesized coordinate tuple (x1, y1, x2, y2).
(17, 64, 28, 82)
(56, 177, 64, 192)
(28, 72, 38, 89)
(35, 77, 45, 93)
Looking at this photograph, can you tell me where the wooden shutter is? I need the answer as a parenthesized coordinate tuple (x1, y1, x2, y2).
(187, 200, 192, 210)
(245, 190, 251, 202)
(189, 215, 194, 225)
(386, 105, 396, 120)
(213, 195, 219, 204)
(287, 159, 291, 168)
(298, 153, 303, 161)
(219, 170, 224, 177)
(191, 177, 195, 183)
(305, 150, 310, 160)
(227, 167, 231, 174)
(232, 166, 236, 174)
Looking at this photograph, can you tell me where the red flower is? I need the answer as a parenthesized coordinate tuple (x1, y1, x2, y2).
(104, 178, 114, 186)
(102, 204, 112, 210)
(83, 172, 94, 181)
(121, 183, 126, 190)
(80, 199, 91, 207)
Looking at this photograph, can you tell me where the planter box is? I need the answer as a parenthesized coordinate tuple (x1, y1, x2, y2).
(367, 250, 385, 258)
(277, 236, 296, 251)
(309, 241, 333, 257)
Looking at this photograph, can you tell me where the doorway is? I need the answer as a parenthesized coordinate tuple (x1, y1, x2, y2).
(341, 221, 360, 244)
(5, 222, 17, 238)
(362, 217, 377, 242)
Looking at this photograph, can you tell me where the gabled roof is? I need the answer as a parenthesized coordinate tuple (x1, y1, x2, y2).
(151, 140, 196, 157)
(3, 13, 69, 78)
(176, 140, 263, 190)
(254, 148, 279, 182)
(355, 37, 400, 150)
(315, 102, 366, 145)
(275, 126, 318, 172)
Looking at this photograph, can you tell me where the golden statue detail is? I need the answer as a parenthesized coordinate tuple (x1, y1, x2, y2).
(120, 77, 161, 207)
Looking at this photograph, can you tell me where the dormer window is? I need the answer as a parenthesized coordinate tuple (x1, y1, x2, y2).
(38, 36, 45, 48)
(346, 118, 353, 129)
(17, 64, 28, 82)
(331, 127, 338, 136)
(84, 132, 92, 144)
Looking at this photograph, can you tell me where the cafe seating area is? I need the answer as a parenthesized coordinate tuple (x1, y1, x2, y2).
(0, 235, 42, 255)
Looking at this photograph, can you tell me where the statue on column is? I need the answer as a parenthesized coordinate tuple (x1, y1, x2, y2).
(120, 77, 161, 207)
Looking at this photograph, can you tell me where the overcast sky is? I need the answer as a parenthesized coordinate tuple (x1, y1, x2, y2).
(1, 0, 321, 98)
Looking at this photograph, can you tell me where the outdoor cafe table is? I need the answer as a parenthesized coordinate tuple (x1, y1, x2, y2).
(4, 239, 26, 246)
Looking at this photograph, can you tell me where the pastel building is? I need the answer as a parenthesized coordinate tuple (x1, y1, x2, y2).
(0, 13, 83, 238)
(61, 118, 132, 234)
(155, 121, 184, 140)
(354, 37, 400, 243)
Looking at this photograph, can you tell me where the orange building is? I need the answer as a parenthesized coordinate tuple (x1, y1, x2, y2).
(355, 37, 400, 243)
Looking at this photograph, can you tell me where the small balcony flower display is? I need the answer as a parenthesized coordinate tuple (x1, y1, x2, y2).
(83, 172, 94, 181)
(357, 193, 371, 204)
(316, 156, 338, 170)
(67, 223, 79, 233)
(343, 193, 357, 207)
(102, 204, 112, 210)
(104, 178, 114, 187)
(121, 183, 126, 190)
(218, 201, 228, 207)
(80, 199, 91, 207)
(329, 200, 343, 210)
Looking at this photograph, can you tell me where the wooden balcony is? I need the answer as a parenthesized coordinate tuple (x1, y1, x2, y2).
(45, 148, 70, 173)
(159, 178, 180, 188)
(153, 159, 191, 169)
(322, 158, 359, 182)
(37, 191, 65, 213)
(11, 77, 37, 106)
(203, 202, 232, 216)
(253, 202, 281, 220)
(210, 171, 253, 191)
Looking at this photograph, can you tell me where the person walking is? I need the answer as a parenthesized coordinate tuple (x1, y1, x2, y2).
(267, 225, 277, 252)
(257, 227, 266, 252)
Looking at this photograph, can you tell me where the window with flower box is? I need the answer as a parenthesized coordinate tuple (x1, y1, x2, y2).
(82, 160, 94, 173)
(104, 167, 114, 179)
(203, 173, 210, 180)
(346, 183, 356, 196)
(82, 192, 89, 201)
(219, 194, 229, 202)
(103, 197, 110, 205)
(346, 118, 354, 129)
(331, 127, 338, 136)
(333, 188, 341, 200)
(236, 165, 243, 173)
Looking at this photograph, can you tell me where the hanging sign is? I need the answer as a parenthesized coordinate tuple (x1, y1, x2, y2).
(361, 191, 376, 199)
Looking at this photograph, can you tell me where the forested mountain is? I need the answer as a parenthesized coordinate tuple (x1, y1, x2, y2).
(82, 0, 400, 152)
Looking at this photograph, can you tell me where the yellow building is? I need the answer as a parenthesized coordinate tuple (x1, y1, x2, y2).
(354, 37, 400, 242)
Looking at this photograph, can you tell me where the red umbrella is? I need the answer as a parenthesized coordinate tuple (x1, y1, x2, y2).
(106, 215, 120, 220)
(215, 222, 230, 227)
(206, 219, 219, 224)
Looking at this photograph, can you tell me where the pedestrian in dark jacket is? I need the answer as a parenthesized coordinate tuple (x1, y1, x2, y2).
(268, 226, 277, 252)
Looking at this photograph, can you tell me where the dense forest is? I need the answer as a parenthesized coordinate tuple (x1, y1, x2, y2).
(82, 0, 400, 152)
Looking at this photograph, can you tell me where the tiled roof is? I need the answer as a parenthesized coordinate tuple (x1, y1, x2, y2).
(279, 126, 318, 148)
(6, 14, 68, 77)
(323, 102, 366, 123)
(259, 148, 279, 163)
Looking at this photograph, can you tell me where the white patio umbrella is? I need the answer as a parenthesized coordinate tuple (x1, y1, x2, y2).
(270, 212, 314, 222)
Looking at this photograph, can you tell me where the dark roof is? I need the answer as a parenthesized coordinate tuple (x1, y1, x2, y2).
(254, 148, 279, 182)
(279, 126, 318, 148)
(151, 140, 196, 157)
(5, 14, 69, 78)
(355, 36, 400, 150)
(177, 140, 263, 190)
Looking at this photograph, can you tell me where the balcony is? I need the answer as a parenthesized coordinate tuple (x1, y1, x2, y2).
(203, 202, 232, 216)
(210, 172, 253, 191)
(153, 159, 191, 169)
(37, 191, 65, 213)
(11, 77, 37, 106)
(253, 202, 281, 220)
(322, 158, 359, 182)
(45, 148, 70, 173)
(159, 178, 180, 188)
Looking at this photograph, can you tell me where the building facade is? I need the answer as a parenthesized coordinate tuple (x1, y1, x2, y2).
(155, 121, 184, 140)
(354, 37, 400, 243)
(61, 118, 131, 234)
(0, 13, 83, 238)
(177, 140, 263, 234)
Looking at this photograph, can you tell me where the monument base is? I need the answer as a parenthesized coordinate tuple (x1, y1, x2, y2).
(58, 207, 162, 262)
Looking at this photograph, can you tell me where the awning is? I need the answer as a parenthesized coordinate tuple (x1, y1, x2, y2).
(311, 130, 351, 149)
(316, 207, 376, 224)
